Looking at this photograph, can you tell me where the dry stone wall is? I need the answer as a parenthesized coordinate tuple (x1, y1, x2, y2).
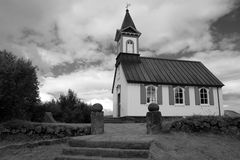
(170, 116, 240, 136)
(0, 120, 91, 138)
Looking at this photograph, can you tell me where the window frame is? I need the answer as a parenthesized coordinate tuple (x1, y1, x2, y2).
(145, 85, 157, 104)
(174, 86, 185, 105)
(199, 87, 209, 106)
(126, 40, 134, 53)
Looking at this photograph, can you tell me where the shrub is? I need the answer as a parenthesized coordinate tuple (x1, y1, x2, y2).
(29, 90, 91, 123)
(57, 89, 91, 123)
(29, 104, 46, 122)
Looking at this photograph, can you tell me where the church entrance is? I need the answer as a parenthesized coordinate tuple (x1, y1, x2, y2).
(117, 93, 121, 117)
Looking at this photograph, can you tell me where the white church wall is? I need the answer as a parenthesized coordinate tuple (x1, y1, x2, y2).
(125, 84, 223, 117)
(113, 64, 128, 117)
(127, 83, 148, 116)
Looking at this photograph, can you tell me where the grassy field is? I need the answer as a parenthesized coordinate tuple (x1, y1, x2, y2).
(1, 123, 240, 160)
(152, 132, 240, 160)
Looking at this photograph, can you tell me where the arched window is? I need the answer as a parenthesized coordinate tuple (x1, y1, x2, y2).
(146, 85, 157, 103)
(126, 40, 134, 53)
(174, 87, 184, 104)
(200, 88, 208, 104)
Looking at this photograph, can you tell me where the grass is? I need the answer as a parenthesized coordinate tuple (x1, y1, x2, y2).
(151, 132, 240, 160)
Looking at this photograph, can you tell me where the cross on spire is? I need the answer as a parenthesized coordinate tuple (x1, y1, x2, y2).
(126, 3, 131, 10)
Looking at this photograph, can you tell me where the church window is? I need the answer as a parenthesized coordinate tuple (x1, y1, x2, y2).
(126, 40, 134, 53)
(199, 88, 208, 104)
(174, 87, 184, 104)
(146, 85, 157, 103)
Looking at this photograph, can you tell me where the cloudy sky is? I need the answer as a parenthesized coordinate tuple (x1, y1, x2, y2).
(0, 0, 240, 113)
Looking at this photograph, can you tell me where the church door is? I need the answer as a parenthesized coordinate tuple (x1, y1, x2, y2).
(117, 93, 121, 117)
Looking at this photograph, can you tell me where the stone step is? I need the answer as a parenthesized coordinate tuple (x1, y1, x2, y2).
(104, 117, 146, 123)
(104, 118, 133, 123)
(68, 139, 151, 150)
(55, 155, 148, 160)
(62, 147, 149, 158)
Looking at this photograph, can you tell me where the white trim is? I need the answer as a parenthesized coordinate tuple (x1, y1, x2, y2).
(174, 86, 185, 106)
(199, 87, 210, 106)
(145, 85, 157, 104)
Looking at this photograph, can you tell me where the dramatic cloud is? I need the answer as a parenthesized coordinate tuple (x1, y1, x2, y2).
(0, 0, 239, 112)
(39, 68, 113, 108)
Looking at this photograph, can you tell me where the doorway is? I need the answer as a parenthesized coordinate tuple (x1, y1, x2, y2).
(117, 93, 121, 117)
(117, 85, 121, 117)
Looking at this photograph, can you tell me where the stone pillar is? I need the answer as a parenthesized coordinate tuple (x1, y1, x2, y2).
(91, 103, 104, 135)
(146, 103, 162, 134)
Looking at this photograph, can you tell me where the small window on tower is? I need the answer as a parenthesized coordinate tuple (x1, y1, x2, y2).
(126, 40, 134, 53)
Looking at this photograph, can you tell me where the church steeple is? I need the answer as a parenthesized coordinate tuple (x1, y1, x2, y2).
(115, 9, 141, 54)
(121, 9, 136, 30)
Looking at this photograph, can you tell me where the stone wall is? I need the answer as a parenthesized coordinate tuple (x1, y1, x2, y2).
(170, 116, 240, 136)
(0, 120, 91, 138)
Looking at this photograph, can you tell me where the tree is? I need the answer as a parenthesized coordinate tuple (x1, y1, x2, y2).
(58, 89, 91, 123)
(0, 50, 39, 121)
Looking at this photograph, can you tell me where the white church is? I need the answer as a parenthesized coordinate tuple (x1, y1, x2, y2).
(112, 9, 224, 117)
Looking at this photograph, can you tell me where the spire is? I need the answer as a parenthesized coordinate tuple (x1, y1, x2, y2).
(114, 8, 141, 42)
(121, 9, 136, 30)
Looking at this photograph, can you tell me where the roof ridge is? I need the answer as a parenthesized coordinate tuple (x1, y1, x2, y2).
(140, 56, 201, 63)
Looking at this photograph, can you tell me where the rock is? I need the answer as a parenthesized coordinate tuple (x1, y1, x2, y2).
(91, 103, 103, 112)
(55, 127, 61, 135)
(65, 128, 72, 136)
(35, 126, 42, 134)
(28, 130, 33, 135)
(2, 128, 10, 133)
(77, 127, 83, 133)
(46, 127, 55, 134)
(148, 103, 159, 112)
(21, 128, 27, 133)
(229, 126, 238, 134)
(57, 133, 65, 138)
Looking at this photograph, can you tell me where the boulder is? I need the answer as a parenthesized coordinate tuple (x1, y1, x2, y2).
(91, 103, 103, 112)
(148, 103, 159, 112)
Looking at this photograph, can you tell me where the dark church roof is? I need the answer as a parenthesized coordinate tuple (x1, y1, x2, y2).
(112, 53, 224, 91)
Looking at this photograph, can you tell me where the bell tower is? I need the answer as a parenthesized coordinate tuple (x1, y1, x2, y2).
(114, 9, 141, 54)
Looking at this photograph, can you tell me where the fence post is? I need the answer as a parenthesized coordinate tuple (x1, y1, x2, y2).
(91, 103, 104, 134)
(146, 103, 162, 134)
